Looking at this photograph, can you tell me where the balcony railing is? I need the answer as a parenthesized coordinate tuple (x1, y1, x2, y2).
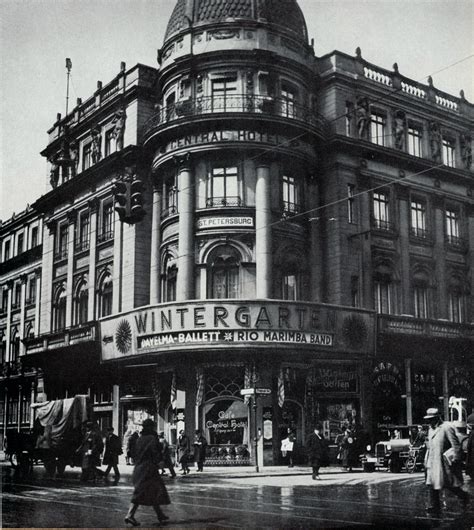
(378, 314, 474, 340)
(144, 95, 328, 136)
(54, 248, 68, 261)
(206, 196, 243, 208)
(75, 239, 90, 253)
(97, 230, 114, 244)
(372, 218, 395, 232)
(161, 205, 178, 219)
(446, 235, 468, 252)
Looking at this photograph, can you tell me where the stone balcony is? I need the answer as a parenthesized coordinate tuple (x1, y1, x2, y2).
(378, 314, 474, 340)
(24, 322, 98, 355)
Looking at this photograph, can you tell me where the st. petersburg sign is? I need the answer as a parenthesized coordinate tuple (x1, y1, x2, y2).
(99, 301, 375, 361)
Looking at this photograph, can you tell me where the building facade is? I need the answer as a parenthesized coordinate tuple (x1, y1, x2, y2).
(1, 0, 473, 465)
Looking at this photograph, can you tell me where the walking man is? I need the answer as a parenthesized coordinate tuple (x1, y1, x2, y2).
(76, 421, 104, 483)
(424, 407, 470, 514)
(307, 423, 326, 480)
(177, 429, 190, 475)
(158, 432, 176, 478)
(103, 427, 122, 482)
(194, 429, 208, 472)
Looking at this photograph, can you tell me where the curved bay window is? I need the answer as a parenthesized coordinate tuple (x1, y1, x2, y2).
(207, 166, 241, 207)
(97, 272, 113, 318)
(73, 279, 88, 325)
(162, 255, 177, 302)
(208, 245, 240, 299)
(52, 284, 67, 331)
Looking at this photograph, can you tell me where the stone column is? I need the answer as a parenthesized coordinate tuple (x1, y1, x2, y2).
(112, 384, 120, 434)
(34, 268, 41, 336)
(255, 163, 272, 298)
(88, 199, 99, 319)
(19, 275, 27, 356)
(433, 195, 447, 318)
(396, 185, 411, 314)
(65, 210, 77, 328)
(405, 358, 413, 425)
(176, 154, 194, 301)
(112, 211, 123, 314)
(150, 182, 162, 304)
(5, 282, 12, 363)
(309, 177, 322, 301)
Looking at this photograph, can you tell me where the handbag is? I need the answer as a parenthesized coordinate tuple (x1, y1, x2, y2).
(443, 447, 456, 466)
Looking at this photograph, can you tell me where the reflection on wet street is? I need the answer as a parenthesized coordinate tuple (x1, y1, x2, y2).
(2, 466, 474, 529)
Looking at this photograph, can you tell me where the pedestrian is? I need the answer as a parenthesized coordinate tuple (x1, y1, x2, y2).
(177, 429, 190, 475)
(423, 407, 470, 514)
(127, 430, 139, 465)
(76, 421, 104, 483)
(281, 428, 296, 467)
(306, 423, 326, 480)
(124, 419, 170, 527)
(103, 427, 122, 482)
(466, 422, 474, 479)
(339, 427, 357, 472)
(194, 429, 207, 472)
(158, 432, 176, 478)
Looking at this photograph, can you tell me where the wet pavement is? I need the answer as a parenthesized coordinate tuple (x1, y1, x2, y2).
(2, 463, 473, 529)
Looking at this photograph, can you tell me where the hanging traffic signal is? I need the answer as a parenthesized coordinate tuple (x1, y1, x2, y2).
(130, 179, 146, 222)
(113, 180, 130, 222)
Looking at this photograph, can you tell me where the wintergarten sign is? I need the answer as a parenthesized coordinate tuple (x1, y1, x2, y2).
(99, 301, 375, 361)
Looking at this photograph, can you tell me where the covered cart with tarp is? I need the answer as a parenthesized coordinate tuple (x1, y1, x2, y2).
(31, 395, 91, 475)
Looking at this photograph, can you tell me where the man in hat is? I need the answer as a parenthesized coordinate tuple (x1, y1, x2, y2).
(193, 429, 207, 472)
(158, 432, 176, 478)
(423, 407, 469, 514)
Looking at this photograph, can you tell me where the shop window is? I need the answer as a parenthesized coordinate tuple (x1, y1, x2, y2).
(414, 285, 428, 318)
(410, 200, 427, 238)
(374, 275, 392, 314)
(442, 137, 455, 167)
(53, 284, 67, 331)
(370, 112, 386, 146)
(207, 166, 240, 207)
(407, 125, 422, 157)
(282, 174, 300, 215)
(347, 184, 356, 223)
(372, 191, 391, 230)
(208, 245, 240, 299)
(97, 272, 113, 318)
(73, 279, 89, 325)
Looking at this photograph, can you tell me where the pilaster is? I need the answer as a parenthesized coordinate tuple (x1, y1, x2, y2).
(19, 274, 27, 355)
(432, 194, 447, 318)
(34, 268, 41, 336)
(150, 183, 162, 304)
(255, 163, 272, 298)
(65, 210, 77, 328)
(396, 185, 411, 314)
(5, 282, 12, 363)
(40, 221, 56, 333)
(88, 199, 99, 319)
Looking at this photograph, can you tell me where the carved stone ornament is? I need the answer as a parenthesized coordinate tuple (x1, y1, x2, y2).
(111, 108, 126, 151)
(429, 121, 442, 163)
(207, 28, 240, 41)
(356, 97, 370, 139)
(392, 110, 406, 150)
(91, 125, 102, 164)
(460, 134, 472, 170)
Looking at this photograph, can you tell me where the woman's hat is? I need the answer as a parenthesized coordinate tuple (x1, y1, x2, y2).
(424, 407, 440, 419)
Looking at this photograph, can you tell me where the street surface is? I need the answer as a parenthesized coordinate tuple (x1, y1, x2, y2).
(2, 463, 473, 529)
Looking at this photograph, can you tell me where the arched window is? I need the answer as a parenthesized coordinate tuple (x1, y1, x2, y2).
(10, 328, 20, 361)
(373, 273, 392, 314)
(52, 284, 67, 331)
(208, 245, 240, 299)
(161, 254, 177, 302)
(447, 275, 466, 323)
(0, 332, 6, 364)
(97, 272, 113, 318)
(73, 279, 89, 325)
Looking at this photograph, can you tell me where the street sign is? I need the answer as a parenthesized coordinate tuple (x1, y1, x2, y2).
(240, 388, 255, 396)
(255, 388, 271, 395)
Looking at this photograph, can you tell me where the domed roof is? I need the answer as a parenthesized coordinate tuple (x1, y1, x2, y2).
(164, 0, 308, 43)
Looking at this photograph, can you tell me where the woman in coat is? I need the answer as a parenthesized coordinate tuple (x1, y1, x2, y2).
(124, 420, 170, 526)
(306, 424, 326, 480)
(177, 429, 191, 475)
(423, 408, 469, 513)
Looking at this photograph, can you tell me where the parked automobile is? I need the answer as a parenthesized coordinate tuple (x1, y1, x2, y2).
(360, 425, 423, 473)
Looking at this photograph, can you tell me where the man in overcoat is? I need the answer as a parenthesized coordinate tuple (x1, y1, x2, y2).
(194, 429, 208, 472)
(306, 424, 326, 480)
(76, 421, 104, 483)
(158, 432, 176, 478)
(103, 427, 122, 482)
(424, 407, 470, 514)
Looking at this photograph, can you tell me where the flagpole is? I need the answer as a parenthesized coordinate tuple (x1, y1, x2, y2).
(65, 58, 72, 116)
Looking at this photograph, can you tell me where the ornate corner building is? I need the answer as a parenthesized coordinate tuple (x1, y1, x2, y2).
(0, 0, 473, 465)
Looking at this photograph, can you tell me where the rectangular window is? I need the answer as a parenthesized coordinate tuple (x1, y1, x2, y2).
(56, 224, 68, 260)
(445, 209, 459, 244)
(442, 138, 455, 167)
(370, 112, 386, 146)
(208, 166, 240, 207)
(282, 174, 300, 215)
(99, 201, 114, 242)
(31, 226, 38, 248)
(373, 191, 390, 230)
(407, 126, 422, 157)
(28, 276, 36, 304)
(212, 76, 238, 111)
(82, 142, 92, 170)
(1, 290, 8, 313)
(76, 212, 90, 251)
(347, 184, 356, 223)
(17, 233, 24, 255)
(163, 179, 178, 218)
(104, 129, 115, 157)
(345, 102, 354, 136)
(281, 85, 297, 118)
(410, 200, 427, 238)
(4, 240, 10, 261)
(350, 276, 359, 308)
(374, 280, 391, 314)
(448, 292, 463, 323)
(14, 283, 21, 308)
(414, 286, 428, 318)
(282, 274, 298, 301)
